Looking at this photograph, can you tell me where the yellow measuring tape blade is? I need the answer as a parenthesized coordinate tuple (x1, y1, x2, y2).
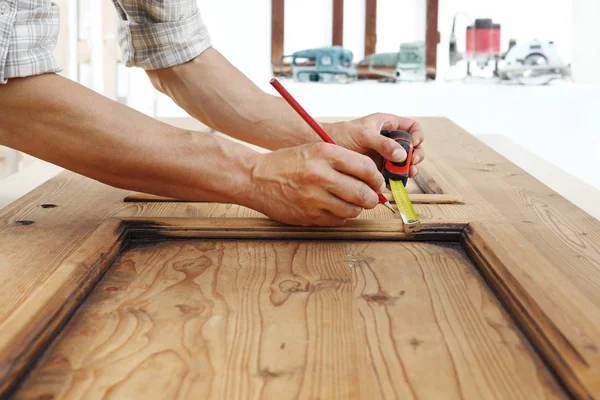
(389, 179, 421, 233)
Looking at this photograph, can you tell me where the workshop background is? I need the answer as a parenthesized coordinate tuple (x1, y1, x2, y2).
(1, 0, 599, 218)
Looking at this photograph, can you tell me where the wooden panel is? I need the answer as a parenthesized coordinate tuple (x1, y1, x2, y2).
(332, 0, 344, 46)
(16, 239, 565, 399)
(464, 222, 600, 399)
(271, 0, 285, 67)
(365, 0, 377, 56)
(425, 0, 440, 79)
(0, 217, 462, 398)
(0, 219, 127, 396)
(0, 174, 131, 324)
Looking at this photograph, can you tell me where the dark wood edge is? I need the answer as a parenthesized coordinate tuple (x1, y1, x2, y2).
(0, 218, 128, 398)
(413, 165, 444, 195)
(462, 223, 593, 400)
(123, 217, 465, 241)
(123, 192, 464, 205)
(2, 217, 591, 400)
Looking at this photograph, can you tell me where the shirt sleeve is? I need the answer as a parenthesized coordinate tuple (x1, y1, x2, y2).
(111, 0, 212, 70)
(0, 1, 62, 84)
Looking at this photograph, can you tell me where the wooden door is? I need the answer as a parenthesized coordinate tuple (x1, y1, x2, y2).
(1, 117, 599, 399)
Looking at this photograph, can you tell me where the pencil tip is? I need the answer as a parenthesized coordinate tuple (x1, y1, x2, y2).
(383, 202, 396, 213)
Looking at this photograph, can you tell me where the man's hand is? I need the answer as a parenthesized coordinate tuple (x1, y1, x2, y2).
(323, 113, 425, 178)
(248, 143, 385, 226)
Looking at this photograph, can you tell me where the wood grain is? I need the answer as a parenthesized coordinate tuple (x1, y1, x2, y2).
(16, 239, 566, 399)
(0, 218, 127, 397)
(463, 222, 600, 399)
(0, 174, 131, 323)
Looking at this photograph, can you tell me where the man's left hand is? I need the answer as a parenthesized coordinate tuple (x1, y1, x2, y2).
(323, 113, 425, 178)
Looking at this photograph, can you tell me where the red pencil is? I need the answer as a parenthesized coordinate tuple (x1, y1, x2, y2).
(269, 78, 395, 213)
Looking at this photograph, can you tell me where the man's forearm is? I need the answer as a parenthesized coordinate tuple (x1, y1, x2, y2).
(147, 48, 327, 150)
(0, 74, 258, 205)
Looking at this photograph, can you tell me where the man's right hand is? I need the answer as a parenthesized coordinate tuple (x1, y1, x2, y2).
(247, 143, 386, 226)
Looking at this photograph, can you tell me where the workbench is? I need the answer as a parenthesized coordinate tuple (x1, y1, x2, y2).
(1, 118, 599, 399)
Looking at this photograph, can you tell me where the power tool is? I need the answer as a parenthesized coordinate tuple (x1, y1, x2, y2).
(287, 46, 357, 84)
(496, 39, 571, 85)
(360, 42, 426, 82)
(381, 130, 421, 233)
(448, 14, 570, 85)
(449, 16, 502, 77)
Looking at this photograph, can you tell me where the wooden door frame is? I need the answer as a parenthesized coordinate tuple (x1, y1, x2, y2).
(0, 215, 596, 400)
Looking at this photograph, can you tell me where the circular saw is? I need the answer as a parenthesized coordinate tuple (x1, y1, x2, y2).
(497, 39, 571, 85)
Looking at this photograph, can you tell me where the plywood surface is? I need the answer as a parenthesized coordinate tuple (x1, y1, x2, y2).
(16, 240, 565, 399)
(1, 117, 600, 398)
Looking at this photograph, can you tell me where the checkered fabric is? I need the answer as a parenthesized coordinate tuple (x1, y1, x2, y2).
(0, 0, 61, 83)
(0, 0, 212, 84)
(111, 0, 212, 70)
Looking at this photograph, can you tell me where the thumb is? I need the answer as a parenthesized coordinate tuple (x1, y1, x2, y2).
(370, 135, 407, 163)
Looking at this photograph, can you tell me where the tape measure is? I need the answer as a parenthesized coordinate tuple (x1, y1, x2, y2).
(389, 179, 421, 233)
(381, 130, 421, 234)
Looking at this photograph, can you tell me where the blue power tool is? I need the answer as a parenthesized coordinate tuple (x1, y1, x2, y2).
(289, 46, 357, 83)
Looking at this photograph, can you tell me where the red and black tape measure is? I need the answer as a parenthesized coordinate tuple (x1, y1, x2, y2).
(381, 130, 413, 186)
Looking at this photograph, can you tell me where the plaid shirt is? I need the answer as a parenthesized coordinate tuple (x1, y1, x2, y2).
(0, 0, 212, 84)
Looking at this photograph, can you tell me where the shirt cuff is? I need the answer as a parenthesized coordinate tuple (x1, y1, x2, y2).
(117, 9, 212, 70)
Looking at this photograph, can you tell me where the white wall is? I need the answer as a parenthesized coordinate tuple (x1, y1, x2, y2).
(572, 0, 600, 85)
(196, 0, 273, 87)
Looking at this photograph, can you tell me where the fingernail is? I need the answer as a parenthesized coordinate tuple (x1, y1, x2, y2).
(413, 155, 421, 164)
(392, 148, 407, 162)
(379, 182, 386, 193)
